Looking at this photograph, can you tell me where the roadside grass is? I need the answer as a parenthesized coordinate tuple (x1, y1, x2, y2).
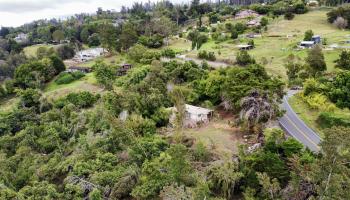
(23, 44, 57, 58)
(289, 93, 350, 138)
(185, 118, 242, 158)
(288, 94, 325, 137)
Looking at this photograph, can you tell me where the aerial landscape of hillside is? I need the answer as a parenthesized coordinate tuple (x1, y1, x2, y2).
(1, 0, 350, 199)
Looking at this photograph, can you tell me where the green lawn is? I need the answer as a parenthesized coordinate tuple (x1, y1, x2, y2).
(44, 73, 102, 100)
(23, 44, 57, 58)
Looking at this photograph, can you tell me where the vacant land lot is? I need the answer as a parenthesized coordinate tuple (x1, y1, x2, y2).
(186, 116, 242, 158)
(23, 44, 57, 57)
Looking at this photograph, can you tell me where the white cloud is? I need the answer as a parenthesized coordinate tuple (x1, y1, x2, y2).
(0, 0, 187, 27)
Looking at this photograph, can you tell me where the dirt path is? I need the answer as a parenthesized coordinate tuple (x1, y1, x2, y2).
(161, 54, 230, 68)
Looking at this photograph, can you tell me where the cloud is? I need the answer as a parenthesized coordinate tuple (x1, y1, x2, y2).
(0, 0, 187, 27)
(0, 0, 95, 12)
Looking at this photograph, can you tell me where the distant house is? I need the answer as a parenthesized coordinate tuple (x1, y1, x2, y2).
(73, 48, 105, 62)
(299, 41, 316, 49)
(246, 33, 262, 38)
(66, 66, 92, 73)
(236, 44, 254, 50)
(169, 104, 214, 128)
(112, 18, 125, 27)
(14, 33, 28, 43)
(117, 64, 132, 76)
(312, 35, 321, 44)
(235, 10, 259, 19)
(246, 19, 261, 27)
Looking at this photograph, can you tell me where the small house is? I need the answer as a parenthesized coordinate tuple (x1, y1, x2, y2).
(299, 41, 315, 49)
(117, 64, 132, 76)
(73, 48, 105, 62)
(14, 33, 28, 43)
(312, 35, 321, 44)
(168, 104, 214, 128)
(66, 66, 92, 73)
(236, 44, 254, 50)
(235, 10, 259, 19)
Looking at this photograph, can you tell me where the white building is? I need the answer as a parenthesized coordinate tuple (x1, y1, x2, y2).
(14, 33, 28, 43)
(169, 104, 214, 128)
(73, 48, 105, 62)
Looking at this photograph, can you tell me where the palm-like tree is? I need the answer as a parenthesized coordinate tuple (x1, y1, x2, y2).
(207, 160, 244, 199)
(240, 90, 275, 136)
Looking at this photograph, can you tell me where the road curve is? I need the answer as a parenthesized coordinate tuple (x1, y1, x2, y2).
(279, 91, 322, 152)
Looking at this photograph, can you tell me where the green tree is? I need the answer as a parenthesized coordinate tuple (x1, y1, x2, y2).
(335, 50, 350, 70)
(236, 50, 256, 66)
(120, 23, 138, 50)
(207, 160, 244, 199)
(99, 23, 118, 52)
(80, 27, 90, 44)
(305, 45, 326, 77)
(52, 30, 65, 42)
(92, 60, 115, 90)
(304, 30, 314, 41)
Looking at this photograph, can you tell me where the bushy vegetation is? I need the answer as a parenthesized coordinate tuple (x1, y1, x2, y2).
(2, 0, 350, 199)
(198, 50, 216, 61)
(55, 71, 85, 85)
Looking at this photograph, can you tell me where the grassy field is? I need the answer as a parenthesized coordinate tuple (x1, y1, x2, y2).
(23, 44, 57, 58)
(44, 73, 102, 100)
(185, 118, 242, 158)
(173, 9, 349, 79)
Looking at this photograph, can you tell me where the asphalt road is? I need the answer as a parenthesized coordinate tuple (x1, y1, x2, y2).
(279, 91, 322, 152)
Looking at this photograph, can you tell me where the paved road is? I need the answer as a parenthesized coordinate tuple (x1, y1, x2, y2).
(279, 91, 322, 152)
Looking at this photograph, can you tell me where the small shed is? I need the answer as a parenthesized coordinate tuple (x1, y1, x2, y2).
(236, 44, 254, 50)
(299, 41, 315, 49)
(312, 35, 321, 44)
(66, 66, 92, 73)
(117, 64, 132, 76)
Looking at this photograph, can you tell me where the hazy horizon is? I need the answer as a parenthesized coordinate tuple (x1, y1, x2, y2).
(0, 0, 188, 28)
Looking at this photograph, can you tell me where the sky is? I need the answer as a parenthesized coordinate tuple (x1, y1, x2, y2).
(0, 0, 187, 27)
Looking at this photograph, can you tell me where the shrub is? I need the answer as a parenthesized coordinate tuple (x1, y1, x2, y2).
(55, 71, 85, 85)
(284, 12, 295, 20)
(317, 112, 350, 128)
(231, 29, 239, 39)
(198, 50, 216, 61)
(161, 48, 176, 58)
(56, 45, 75, 59)
(236, 51, 255, 66)
(55, 91, 99, 108)
(138, 34, 164, 48)
(304, 30, 314, 41)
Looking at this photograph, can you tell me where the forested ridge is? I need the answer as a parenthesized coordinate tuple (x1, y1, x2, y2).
(0, 0, 350, 199)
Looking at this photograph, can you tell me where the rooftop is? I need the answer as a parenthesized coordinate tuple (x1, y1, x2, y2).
(185, 104, 213, 115)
